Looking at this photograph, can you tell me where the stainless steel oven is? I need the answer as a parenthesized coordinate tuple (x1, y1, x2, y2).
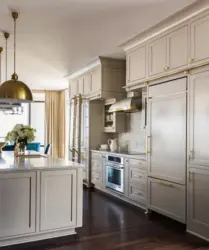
(105, 155, 124, 193)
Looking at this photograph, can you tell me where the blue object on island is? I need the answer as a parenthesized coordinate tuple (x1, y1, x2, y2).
(2, 142, 41, 152)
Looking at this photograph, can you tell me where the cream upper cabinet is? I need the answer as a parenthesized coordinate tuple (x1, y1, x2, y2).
(148, 36, 167, 76)
(187, 168, 209, 240)
(77, 77, 84, 95)
(188, 70, 209, 167)
(191, 14, 209, 64)
(91, 66, 101, 93)
(83, 72, 92, 95)
(68, 58, 125, 99)
(69, 78, 78, 99)
(167, 26, 188, 70)
(127, 45, 146, 84)
(148, 27, 188, 77)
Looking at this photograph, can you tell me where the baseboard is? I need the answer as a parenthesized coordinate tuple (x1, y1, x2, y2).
(0, 228, 76, 247)
(93, 186, 146, 212)
(187, 230, 209, 243)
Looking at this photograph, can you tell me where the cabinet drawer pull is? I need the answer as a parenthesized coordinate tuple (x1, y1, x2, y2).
(136, 192, 143, 196)
(158, 180, 174, 188)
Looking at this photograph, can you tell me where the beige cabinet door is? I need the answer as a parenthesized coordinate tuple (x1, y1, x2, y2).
(191, 14, 209, 63)
(69, 78, 78, 99)
(127, 45, 146, 84)
(148, 177, 186, 223)
(148, 36, 167, 76)
(77, 77, 84, 95)
(83, 72, 92, 95)
(40, 170, 77, 231)
(91, 66, 101, 93)
(187, 168, 209, 239)
(0, 172, 36, 238)
(167, 26, 188, 70)
(188, 70, 209, 167)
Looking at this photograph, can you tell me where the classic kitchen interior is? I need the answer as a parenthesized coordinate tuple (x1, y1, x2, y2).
(0, 0, 209, 249)
(68, 0, 209, 245)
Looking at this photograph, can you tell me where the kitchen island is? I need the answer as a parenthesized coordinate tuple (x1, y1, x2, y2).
(0, 151, 83, 247)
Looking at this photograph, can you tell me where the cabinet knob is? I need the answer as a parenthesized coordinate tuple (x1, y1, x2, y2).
(164, 66, 170, 70)
(189, 58, 194, 63)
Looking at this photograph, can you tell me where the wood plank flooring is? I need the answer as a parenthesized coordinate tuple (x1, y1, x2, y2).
(2, 188, 209, 250)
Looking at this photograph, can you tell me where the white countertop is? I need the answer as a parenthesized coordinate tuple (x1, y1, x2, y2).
(0, 151, 84, 172)
(91, 149, 146, 160)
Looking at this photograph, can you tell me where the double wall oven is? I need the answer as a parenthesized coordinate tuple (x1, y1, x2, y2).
(105, 154, 124, 193)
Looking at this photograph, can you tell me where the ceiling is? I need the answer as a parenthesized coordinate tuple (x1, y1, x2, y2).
(0, 0, 197, 90)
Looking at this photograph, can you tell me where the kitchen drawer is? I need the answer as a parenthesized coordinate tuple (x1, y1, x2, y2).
(91, 158, 102, 172)
(91, 172, 102, 185)
(148, 177, 186, 223)
(128, 183, 146, 205)
(129, 167, 146, 184)
(126, 158, 146, 168)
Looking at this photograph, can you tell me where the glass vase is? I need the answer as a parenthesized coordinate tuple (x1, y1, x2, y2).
(19, 142, 26, 154)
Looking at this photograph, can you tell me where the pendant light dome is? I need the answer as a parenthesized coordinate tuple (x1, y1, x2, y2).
(0, 12, 32, 103)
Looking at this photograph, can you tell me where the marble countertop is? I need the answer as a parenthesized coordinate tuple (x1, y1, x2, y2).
(0, 151, 84, 172)
(91, 149, 146, 160)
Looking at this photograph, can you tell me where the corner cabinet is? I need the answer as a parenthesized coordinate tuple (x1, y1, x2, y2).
(68, 57, 125, 100)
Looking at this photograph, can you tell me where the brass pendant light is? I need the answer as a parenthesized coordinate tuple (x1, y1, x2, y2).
(2, 32, 23, 115)
(0, 12, 33, 103)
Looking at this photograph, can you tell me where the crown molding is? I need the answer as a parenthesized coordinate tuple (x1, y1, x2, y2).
(120, 0, 209, 51)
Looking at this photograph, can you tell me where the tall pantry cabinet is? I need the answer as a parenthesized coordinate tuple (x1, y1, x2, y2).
(187, 67, 209, 240)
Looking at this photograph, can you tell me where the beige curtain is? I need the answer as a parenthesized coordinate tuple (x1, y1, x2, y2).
(58, 90, 66, 159)
(45, 90, 66, 158)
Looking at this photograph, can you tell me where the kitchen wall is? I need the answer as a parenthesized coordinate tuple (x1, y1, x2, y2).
(117, 97, 146, 154)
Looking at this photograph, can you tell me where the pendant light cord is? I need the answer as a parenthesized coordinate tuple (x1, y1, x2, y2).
(14, 16, 16, 75)
(6, 35, 7, 81)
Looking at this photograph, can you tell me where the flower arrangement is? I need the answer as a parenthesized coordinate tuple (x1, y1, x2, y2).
(5, 124, 36, 152)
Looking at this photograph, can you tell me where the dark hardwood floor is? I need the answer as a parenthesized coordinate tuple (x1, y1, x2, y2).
(2, 188, 209, 250)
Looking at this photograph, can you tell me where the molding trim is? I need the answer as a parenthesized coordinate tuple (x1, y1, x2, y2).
(0, 228, 76, 247)
(65, 57, 100, 80)
(120, 0, 209, 51)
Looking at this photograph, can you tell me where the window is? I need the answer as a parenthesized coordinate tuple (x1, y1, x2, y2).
(30, 102, 45, 146)
(30, 93, 45, 146)
(0, 104, 29, 142)
(0, 92, 46, 147)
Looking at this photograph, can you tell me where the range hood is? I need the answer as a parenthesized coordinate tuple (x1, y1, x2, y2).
(109, 96, 142, 112)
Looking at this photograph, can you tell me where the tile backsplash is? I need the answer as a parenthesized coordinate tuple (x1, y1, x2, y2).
(117, 111, 146, 154)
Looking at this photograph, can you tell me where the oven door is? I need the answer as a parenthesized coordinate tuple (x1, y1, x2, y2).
(106, 164, 124, 193)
